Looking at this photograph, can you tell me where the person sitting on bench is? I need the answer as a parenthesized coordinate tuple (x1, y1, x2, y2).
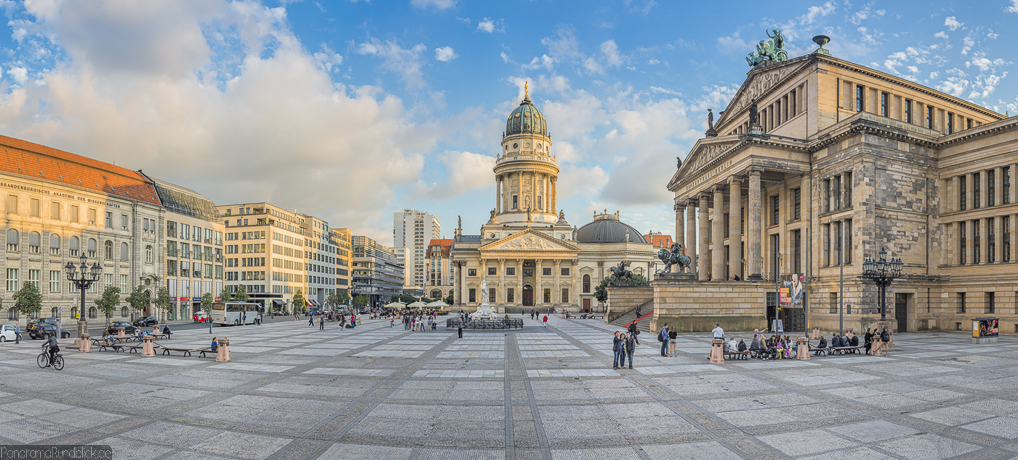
(727, 337, 738, 354)
(815, 336, 827, 355)
(210, 337, 218, 352)
(849, 334, 859, 347)
(831, 334, 842, 349)
(162, 324, 172, 338)
(737, 339, 747, 352)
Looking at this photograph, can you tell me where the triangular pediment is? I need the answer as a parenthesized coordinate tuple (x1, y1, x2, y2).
(479, 228, 579, 252)
(667, 137, 741, 190)
(714, 56, 812, 130)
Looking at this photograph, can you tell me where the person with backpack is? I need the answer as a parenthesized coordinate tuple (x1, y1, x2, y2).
(626, 322, 640, 344)
(658, 324, 669, 357)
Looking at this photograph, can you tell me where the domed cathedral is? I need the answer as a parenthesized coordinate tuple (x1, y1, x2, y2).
(451, 84, 659, 313)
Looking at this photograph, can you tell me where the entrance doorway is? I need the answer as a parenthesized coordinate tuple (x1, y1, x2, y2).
(582, 299, 591, 312)
(766, 292, 777, 331)
(894, 293, 909, 333)
(522, 285, 534, 307)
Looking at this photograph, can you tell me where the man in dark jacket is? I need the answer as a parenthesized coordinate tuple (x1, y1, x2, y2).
(624, 332, 637, 369)
(737, 339, 747, 352)
(659, 325, 669, 357)
(815, 336, 827, 355)
(627, 322, 640, 344)
(612, 332, 623, 369)
(45, 332, 60, 366)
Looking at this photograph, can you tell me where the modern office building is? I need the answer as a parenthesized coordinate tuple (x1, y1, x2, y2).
(302, 214, 337, 307)
(332, 228, 353, 299)
(352, 235, 403, 307)
(393, 209, 440, 291)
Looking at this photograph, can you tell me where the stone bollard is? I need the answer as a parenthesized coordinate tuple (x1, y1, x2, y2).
(796, 337, 810, 360)
(709, 338, 725, 364)
(80, 333, 91, 353)
(811, 328, 819, 340)
(141, 336, 155, 357)
(216, 337, 231, 362)
(117, 327, 125, 338)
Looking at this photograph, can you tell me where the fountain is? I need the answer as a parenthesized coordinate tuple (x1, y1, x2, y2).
(470, 280, 499, 321)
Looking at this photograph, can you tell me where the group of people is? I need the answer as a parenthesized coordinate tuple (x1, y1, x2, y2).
(744, 331, 798, 360)
(612, 330, 638, 369)
(399, 312, 438, 331)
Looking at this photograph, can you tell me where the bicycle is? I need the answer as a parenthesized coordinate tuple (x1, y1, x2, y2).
(37, 343, 64, 371)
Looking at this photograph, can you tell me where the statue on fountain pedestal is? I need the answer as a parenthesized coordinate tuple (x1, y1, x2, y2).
(471, 280, 498, 321)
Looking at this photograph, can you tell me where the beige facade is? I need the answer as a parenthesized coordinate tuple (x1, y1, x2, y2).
(425, 238, 454, 300)
(332, 228, 352, 298)
(452, 92, 658, 313)
(668, 50, 1017, 333)
(302, 214, 337, 307)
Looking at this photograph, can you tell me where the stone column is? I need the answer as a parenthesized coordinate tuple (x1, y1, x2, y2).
(965, 220, 974, 265)
(941, 223, 950, 266)
(729, 178, 742, 279)
(1012, 164, 1017, 204)
(535, 259, 542, 306)
(712, 186, 725, 280)
(495, 175, 501, 214)
(995, 166, 1003, 206)
(994, 216, 1003, 263)
(979, 218, 988, 264)
(517, 259, 523, 306)
(554, 259, 561, 306)
(979, 170, 988, 209)
(551, 178, 557, 215)
(499, 259, 505, 304)
(686, 200, 697, 274)
(748, 169, 763, 280)
(674, 203, 685, 273)
(698, 193, 710, 281)
(801, 174, 811, 275)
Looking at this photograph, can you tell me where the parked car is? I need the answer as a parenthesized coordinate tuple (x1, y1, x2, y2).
(0, 324, 17, 342)
(106, 321, 137, 336)
(27, 317, 59, 329)
(29, 324, 70, 339)
(193, 312, 209, 323)
(133, 316, 158, 327)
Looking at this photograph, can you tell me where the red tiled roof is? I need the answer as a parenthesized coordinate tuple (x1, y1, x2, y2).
(645, 234, 673, 248)
(426, 238, 453, 258)
(0, 134, 161, 205)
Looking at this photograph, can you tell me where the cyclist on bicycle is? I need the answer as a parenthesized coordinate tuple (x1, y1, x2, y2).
(44, 332, 60, 367)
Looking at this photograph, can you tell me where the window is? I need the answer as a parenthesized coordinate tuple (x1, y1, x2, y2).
(1005, 217, 1011, 263)
(512, 195, 518, 209)
(823, 224, 831, 266)
(959, 175, 967, 211)
(50, 234, 60, 255)
(790, 89, 797, 116)
(120, 274, 128, 293)
(904, 99, 913, 124)
(988, 218, 996, 264)
(959, 223, 966, 265)
(69, 237, 79, 256)
(105, 211, 112, 228)
(5, 268, 17, 291)
(792, 229, 801, 274)
(167, 260, 177, 276)
(468, 288, 476, 303)
(6, 229, 18, 251)
(121, 307, 129, 317)
(973, 172, 980, 209)
(50, 202, 60, 220)
(167, 221, 177, 238)
(489, 287, 496, 302)
(69, 205, 79, 223)
(988, 292, 995, 314)
(507, 288, 515, 303)
(973, 221, 980, 264)
(87, 238, 97, 258)
(856, 85, 864, 111)
(958, 292, 966, 314)
(28, 232, 40, 253)
(119, 242, 128, 261)
(844, 219, 853, 264)
(27, 269, 39, 288)
(104, 240, 113, 260)
(120, 214, 128, 229)
(771, 195, 779, 226)
(467, 269, 477, 276)
(561, 288, 569, 303)
(823, 179, 831, 213)
(947, 112, 954, 134)
(146, 245, 153, 263)
(793, 187, 801, 220)
(834, 221, 842, 265)
(6, 195, 16, 214)
(926, 106, 934, 129)
(88, 208, 96, 225)
(30, 198, 39, 217)
(988, 169, 996, 207)
(844, 172, 853, 207)
(543, 288, 551, 303)
(506, 267, 515, 276)
(833, 175, 842, 210)
(561, 267, 569, 276)
(583, 274, 591, 293)
(829, 292, 838, 314)
(543, 267, 551, 276)
(880, 92, 889, 117)
(487, 267, 496, 276)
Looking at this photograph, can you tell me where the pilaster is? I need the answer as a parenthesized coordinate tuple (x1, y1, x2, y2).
(728, 178, 742, 279)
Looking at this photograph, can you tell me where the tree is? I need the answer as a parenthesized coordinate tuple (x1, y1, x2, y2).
(292, 290, 306, 313)
(13, 282, 42, 319)
(153, 287, 172, 321)
(94, 286, 121, 325)
(594, 274, 650, 304)
(235, 285, 248, 302)
(200, 292, 214, 313)
(219, 287, 232, 303)
(353, 294, 368, 307)
(335, 290, 350, 305)
(125, 285, 150, 321)
(443, 292, 454, 305)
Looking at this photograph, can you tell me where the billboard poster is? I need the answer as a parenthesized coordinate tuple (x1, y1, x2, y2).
(780, 274, 804, 308)
(975, 318, 999, 338)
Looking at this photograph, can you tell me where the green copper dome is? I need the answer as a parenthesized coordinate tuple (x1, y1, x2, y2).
(505, 96, 548, 137)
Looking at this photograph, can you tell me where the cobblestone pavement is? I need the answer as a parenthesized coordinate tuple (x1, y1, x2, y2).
(2, 316, 1018, 459)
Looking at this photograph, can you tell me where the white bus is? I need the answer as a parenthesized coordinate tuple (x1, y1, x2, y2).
(210, 302, 263, 326)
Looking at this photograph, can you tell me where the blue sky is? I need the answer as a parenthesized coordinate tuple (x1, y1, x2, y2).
(0, 0, 1015, 244)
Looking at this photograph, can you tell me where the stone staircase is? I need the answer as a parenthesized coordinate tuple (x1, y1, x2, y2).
(608, 300, 654, 333)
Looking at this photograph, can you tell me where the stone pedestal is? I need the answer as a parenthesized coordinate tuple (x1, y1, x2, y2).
(117, 327, 125, 338)
(79, 333, 91, 353)
(811, 327, 819, 340)
(796, 337, 809, 360)
(141, 336, 155, 357)
(216, 338, 231, 362)
(709, 338, 725, 364)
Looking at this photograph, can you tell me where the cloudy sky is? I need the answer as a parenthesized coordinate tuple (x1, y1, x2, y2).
(0, 0, 1015, 244)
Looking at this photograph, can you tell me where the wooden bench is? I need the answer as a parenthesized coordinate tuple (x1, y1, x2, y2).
(161, 347, 193, 357)
(831, 345, 865, 355)
(197, 347, 216, 358)
(98, 343, 125, 352)
(724, 351, 751, 360)
(151, 333, 170, 340)
(809, 347, 829, 356)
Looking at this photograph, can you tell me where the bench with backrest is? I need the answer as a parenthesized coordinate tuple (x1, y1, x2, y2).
(830, 345, 865, 355)
(197, 347, 216, 358)
(161, 347, 193, 357)
(150, 333, 170, 340)
(98, 343, 126, 352)
(724, 350, 751, 360)
(809, 347, 829, 356)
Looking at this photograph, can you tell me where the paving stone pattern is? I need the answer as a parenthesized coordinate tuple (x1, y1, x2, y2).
(2, 316, 1018, 459)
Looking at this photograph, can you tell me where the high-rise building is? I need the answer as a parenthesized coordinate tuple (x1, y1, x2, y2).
(425, 238, 454, 301)
(302, 214, 337, 308)
(393, 209, 440, 291)
(331, 228, 352, 299)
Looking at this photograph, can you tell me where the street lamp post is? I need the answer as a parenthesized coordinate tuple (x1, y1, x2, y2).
(64, 254, 102, 339)
(861, 248, 904, 322)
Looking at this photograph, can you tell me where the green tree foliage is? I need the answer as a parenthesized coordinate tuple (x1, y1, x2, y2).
(94, 286, 121, 325)
(443, 292, 454, 305)
(594, 274, 649, 304)
(292, 290, 306, 313)
(153, 287, 172, 319)
(125, 285, 150, 319)
(13, 282, 43, 318)
(219, 287, 232, 303)
(235, 285, 248, 302)
(353, 294, 368, 307)
(335, 290, 350, 305)
(200, 292, 214, 313)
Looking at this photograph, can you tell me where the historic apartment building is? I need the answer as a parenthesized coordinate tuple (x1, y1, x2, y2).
(667, 41, 1017, 333)
(1, 135, 163, 323)
(332, 227, 353, 298)
(393, 209, 440, 292)
(147, 177, 224, 320)
(451, 89, 658, 313)
(218, 203, 309, 313)
(425, 238, 454, 300)
(303, 214, 337, 307)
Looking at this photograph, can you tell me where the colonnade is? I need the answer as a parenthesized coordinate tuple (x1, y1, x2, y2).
(455, 258, 577, 307)
(495, 172, 557, 214)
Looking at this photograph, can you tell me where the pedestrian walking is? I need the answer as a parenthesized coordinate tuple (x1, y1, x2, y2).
(612, 331, 623, 369)
(14, 321, 20, 344)
(659, 324, 669, 356)
(319, 315, 325, 330)
(625, 331, 637, 369)
(542, 315, 548, 327)
(308, 314, 314, 327)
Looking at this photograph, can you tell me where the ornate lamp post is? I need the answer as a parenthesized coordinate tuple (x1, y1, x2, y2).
(861, 248, 904, 321)
(65, 254, 102, 339)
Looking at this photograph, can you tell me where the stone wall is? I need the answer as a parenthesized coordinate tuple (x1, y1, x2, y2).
(605, 284, 654, 322)
(650, 279, 768, 332)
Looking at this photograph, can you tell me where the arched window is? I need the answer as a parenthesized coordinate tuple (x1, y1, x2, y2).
(51, 307, 58, 317)
(88, 307, 98, 319)
(8, 308, 18, 320)
(69, 237, 80, 256)
(29, 232, 40, 253)
(104, 240, 113, 259)
(50, 234, 60, 255)
(121, 242, 129, 261)
(70, 307, 77, 320)
(6, 229, 19, 251)
(121, 307, 129, 317)
(87, 238, 97, 258)
(582, 274, 591, 293)
(145, 245, 152, 263)
(431, 290, 441, 299)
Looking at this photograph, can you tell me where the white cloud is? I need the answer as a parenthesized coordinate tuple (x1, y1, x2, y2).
(961, 36, 975, 55)
(540, 26, 581, 62)
(944, 16, 963, 31)
(933, 31, 948, 40)
(583, 57, 603, 75)
(1008, 0, 1018, 13)
(800, 1, 837, 24)
(647, 59, 659, 65)
(522, 54, 553, 71)
(966, 53, 1006, 72)
(6, 66, 27, 85)
(355, 37, 428, 88)
(622, 0, 656, 15)
(987, 29, 999, 40)
(477, 18, 495, 33)
(312, 44, 343, 73)
(716, 33, 749, 55)
(600, 40, 622, 68)
(434, 46, 457, 62)
(419, 151, 493, 200)
(411, 0, 455, 10)
(500, 52, 510, 63)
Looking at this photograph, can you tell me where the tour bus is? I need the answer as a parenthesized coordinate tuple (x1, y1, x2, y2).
(210, 302, 263, 326)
